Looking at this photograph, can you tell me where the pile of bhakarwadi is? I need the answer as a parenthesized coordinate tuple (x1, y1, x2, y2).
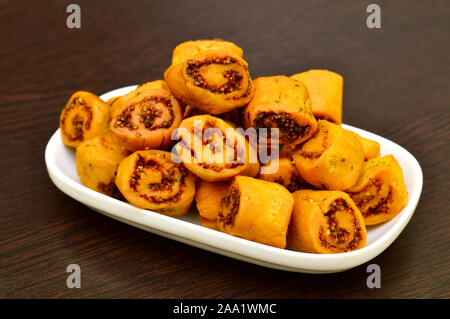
(59, 39, 408, 254)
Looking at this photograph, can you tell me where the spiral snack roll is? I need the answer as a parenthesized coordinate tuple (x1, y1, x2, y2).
(110, 87, 182, 151)
(116, 150, 195, 216)
(76, 133, 129, 198)
(288, 190, 366, 254)
(258, 157, 308, 192)
(291, 70, 343, 125)
(175, 115, 260, 182)
(170, 39, 244, 66)
(164, 50, 254, 114)
(347, 155, 408, 225)
(217, 176, 294, 248)
(110, 80, 170, 118)
(60, 91, 110, 148)
(243, 76, 317, 150)
(293, 120, 364, 190)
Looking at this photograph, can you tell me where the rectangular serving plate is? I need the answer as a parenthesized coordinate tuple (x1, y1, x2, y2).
(45, 87, 422, 273)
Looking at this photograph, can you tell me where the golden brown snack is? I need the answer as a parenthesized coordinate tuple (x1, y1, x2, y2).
(110, 87, 182, 151)
(293, 120, 364, 190)
(258, 157, 308, 192)
(243, 76, 317, 151)
(165, 50, 254, 114)
(345, 130, 380, 161)
(60, 91, 110, 148)
(195, 180, 229, 220)
(110, 80, 170, 119)
(347, 155, 408, 225)
(217, 176, 294, 248)
(116, 150, 195, 216)
(174, 115, 260, 182)
(171, 39, 244, 66)
(291, 70, 343, 125)
(288, 190, 366, 253)
(75, 133, 129, 198)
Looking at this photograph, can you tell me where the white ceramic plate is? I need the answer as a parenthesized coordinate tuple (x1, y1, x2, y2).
(45, 86, 423, 274)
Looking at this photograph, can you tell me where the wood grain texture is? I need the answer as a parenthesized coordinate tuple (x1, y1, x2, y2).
(0, 0, 449, 298)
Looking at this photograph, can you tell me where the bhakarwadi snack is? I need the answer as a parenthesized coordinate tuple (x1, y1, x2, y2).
(175, 115, 260, 182)
(347, 155, 408, 225)
(171, 39, 244, 66)
(217, 176, 294, 248)
(288, 190, 366, 253)
(243, 76, 317, 150)
(110, 80, 171, 119)
(60, 91, 110, 148)
(164, 50, 254, 114)
(110, 87, 182, 151)
(293, 120, 364, 190)
(258, 157, 309, 192)
(345, 130, 380, 161)
(291, 70, 343, 125)
(116, 150, 195, 216)
(195, 180, 229, 220)
(76, 133, 129, 198)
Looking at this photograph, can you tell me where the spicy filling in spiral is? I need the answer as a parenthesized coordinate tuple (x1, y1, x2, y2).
(288, 190, 367, 253)
(347, 155, 408, 225)
(243, 76, 317, 152)
(110, 88, 182, 151)
(115, 150, 195, 216)
(60, 91, 110, 148)
(174, 115, 259, 182)
(164, 50, 254, 114)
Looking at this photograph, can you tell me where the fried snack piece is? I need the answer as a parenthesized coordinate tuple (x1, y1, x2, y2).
(258, 157, 308, 192)
(195, 180, 229, 220)
(76, 133, 129, 198)
(288, 190, 366, 253)
(60, 91, 110, 148)
(293, 120, 364, 190)
(291, 70, 343, 125)
(345, 130, 380, 161)
(243, 76, 317, 150)
(116, 150, 196, 216)
(175, 115, 260, 182)
(110, 87, 182, 151)
(110, 80, 170, 118)
(217, 176, 294, 248)
(171, 39, 244, 66)
(347, 155, 408, 225)
(165, 50, 254, 114)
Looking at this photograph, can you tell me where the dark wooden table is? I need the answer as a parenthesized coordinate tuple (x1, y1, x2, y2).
(1, 0, 448, 299)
